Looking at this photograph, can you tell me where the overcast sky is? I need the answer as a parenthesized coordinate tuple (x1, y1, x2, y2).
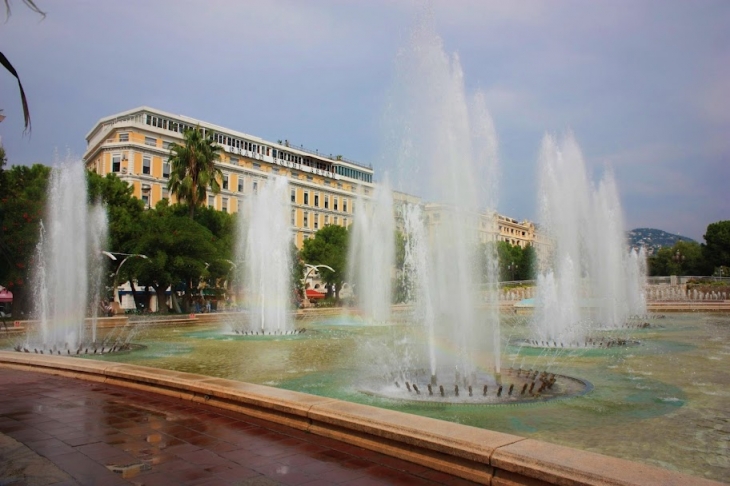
(1, 0, 727, 241)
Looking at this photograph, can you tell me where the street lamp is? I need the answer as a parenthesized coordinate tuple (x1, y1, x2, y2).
(102, 252, 149, 305)
(302, 264, 334, 306)
(508, 262, 519, 281)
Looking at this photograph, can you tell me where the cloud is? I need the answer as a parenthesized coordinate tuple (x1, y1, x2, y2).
(0, 0, 728, 242)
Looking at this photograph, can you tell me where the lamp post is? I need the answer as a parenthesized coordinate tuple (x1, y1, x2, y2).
(673, 249, 685, 278)
(508, 262, 518, 281)
(223, 259, 237, 297)
(102, 252, 149, 305)
(302, 264, 334, 306)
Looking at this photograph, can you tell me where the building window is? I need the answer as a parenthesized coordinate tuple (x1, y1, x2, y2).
(304, 191, 309, 205)
(291, 189, 296, 203)
(343, 199, 348, 213)
(143, 156, 151, 175)
(223, 174, 229, 190)
(230, 157, 239, 165)
(119, 133, 129, 142)
(307, 175, 313, 181)
(253, 181, 258, 194)
(238, 178, 244, 192)
(112, 154, 121, 173)
(334, 197, 339, 211)
(222, 197, 228, 213)
(145, 136, 156, 147)
(324, 214, 329, 226)
(324, 195, 329, 209)
(162, 141, 172, 150)
(314, 213, 319, 230)
(162, 161, 170, 179)
(253, 163, 261, 170)
(291, 209, 296, 226)
(162, 187, 169, 199)
(334, 216, 339, 226)
(343, 218, 348, 227)
(208, 195, 215, 208)
(303, 211, 309, 229)
(314, 193, 319, 207)
(141, 194, 149, 207)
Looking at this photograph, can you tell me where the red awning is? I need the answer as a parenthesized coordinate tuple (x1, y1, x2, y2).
(0, 289, 13, 303)
(305, 289, 326, 300)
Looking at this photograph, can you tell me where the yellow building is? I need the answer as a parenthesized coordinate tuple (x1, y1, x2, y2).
(83, 107, 374, 248)
(392, 192, 544, 250)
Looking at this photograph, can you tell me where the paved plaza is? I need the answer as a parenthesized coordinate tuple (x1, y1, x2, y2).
(0, 369, 479, 486)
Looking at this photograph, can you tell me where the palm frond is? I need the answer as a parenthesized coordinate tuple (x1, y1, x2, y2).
(4, 0, 46, 20)
(0, 51, 31, 133)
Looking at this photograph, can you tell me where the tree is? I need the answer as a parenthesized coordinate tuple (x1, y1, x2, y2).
(86, 171, 145, 254)
(300, 225, 348, 300)
(520, 244, 537, 281)
(702, 221, 730, 275)
(393, 230, 409, 303)
(167, 127, 222, 219)
(648, 240, 706, 277)
(0, 163, 51, 315)
(132, 200, 221, 313)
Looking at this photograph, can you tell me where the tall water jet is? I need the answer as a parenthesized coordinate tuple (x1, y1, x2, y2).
(28, 158, 108, 352)
(87, 203, 109, 343)
(533, 133, 647, 344)
(381, 13, 501, 385)
(237, 176, 293, 334)
(348, 178, 395, 322)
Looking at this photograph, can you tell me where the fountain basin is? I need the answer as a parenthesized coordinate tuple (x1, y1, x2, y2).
(2, 312, 727, 482)
(0, 351, 719, 486)
(360, 370, 591, 405)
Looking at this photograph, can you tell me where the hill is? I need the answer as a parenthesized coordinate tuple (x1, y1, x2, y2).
(627, 228, 696, 254)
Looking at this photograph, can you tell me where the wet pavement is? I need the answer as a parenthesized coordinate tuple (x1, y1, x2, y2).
(0, 369, 480, 485)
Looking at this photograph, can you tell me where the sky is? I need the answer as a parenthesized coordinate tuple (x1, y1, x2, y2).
(0, 0, 728, 241)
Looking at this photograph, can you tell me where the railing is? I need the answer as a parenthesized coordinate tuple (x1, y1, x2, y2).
(647, 276, 730, 285)
(281, 141, 372, 171)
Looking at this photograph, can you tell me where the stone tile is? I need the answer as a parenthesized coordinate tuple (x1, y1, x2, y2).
(24, 437, 76, 458)
(176, 448, 230, 466)
(51, 450, 129, 485)
(206, 463, 261, 481)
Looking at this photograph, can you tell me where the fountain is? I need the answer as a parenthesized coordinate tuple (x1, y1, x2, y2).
(347, 178, 396, 323)
(529, 133, 648, 347)
(233, 175, 302, 336)
(14, 158, 131, 355)
(346, 13, 552, 403)
(0, 19, 725, 486)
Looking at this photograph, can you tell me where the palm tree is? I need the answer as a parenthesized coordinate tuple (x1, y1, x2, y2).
(167, 126, 223, 219)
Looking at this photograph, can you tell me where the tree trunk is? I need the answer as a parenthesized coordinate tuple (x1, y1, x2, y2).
(153, 284, 168, 314)
(143, 285, 153, 312)
(171, 291, 182, 313)
(183, 277, 194, 313)
(129, 280, 139, 312)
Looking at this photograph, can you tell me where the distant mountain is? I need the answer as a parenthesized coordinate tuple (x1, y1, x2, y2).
(627, 228, 696, 254)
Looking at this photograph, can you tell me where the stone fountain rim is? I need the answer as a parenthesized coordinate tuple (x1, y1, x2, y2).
(0, 351, 719, 486)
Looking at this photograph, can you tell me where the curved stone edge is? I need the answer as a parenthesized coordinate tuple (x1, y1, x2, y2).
(0, 351, 720, 486)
